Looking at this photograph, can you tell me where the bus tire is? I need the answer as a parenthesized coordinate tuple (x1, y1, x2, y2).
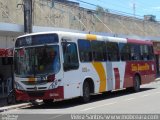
(81, 81, 90, 103)
(133, 75, 140, 92)
(43, 99, 53, 105)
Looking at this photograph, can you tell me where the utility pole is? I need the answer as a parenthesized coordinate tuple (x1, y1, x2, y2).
(24, 0, 32, 33)
(133, 0, 136, 17)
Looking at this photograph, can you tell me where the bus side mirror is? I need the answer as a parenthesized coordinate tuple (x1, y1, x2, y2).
(62, 42, 71, 52)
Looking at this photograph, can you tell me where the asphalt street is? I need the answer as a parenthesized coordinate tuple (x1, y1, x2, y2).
(1, 81, 160, 120)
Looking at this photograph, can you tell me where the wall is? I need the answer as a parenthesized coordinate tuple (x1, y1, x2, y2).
(0, 36, 15, 48)
(0, 0, 160, 37)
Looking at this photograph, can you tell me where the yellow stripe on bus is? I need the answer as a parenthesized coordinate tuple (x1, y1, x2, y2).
(92, 62, 107, 92)
(86, 34, 106, 92)
(86, 34, 97, 40)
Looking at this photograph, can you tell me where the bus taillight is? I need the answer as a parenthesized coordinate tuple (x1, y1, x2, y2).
(47, 74, 55, 82)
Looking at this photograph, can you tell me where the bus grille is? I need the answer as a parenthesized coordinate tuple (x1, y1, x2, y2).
(22, 81, 47, 85)
(27, 91, 45, 97)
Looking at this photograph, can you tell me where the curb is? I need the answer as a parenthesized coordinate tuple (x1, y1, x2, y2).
(155, 78, 160, 82)
(0, 100, 43, 113)
(0, 103, 32, 113)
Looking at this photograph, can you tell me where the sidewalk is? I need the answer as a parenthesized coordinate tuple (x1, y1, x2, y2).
(0, 102, 32, 112)
(0, 100, 42, 113)
(155, 77, 160, 82)
(0, 94, 32, 113)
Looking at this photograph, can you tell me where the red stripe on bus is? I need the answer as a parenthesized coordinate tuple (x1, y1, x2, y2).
(127, 39, 152, 45)
(114, 68, 120, 89)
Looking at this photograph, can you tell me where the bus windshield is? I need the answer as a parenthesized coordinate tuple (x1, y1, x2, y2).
(14, 45, 60, 77)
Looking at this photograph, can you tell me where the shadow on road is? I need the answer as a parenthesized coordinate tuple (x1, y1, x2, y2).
(22, 87, 155, 109)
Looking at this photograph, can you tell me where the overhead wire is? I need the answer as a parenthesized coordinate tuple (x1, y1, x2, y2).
(70, 0, 144, 18)
(69, 0, 160, 21)
(68, 0, 160, 35)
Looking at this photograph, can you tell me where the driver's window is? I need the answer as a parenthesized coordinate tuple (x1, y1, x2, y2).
(62, 42, 79, 71)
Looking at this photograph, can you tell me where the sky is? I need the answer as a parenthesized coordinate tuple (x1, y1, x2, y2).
(68, 0, 160, 21)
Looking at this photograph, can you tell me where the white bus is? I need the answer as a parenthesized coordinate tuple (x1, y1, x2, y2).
(14, 31, 156, 104)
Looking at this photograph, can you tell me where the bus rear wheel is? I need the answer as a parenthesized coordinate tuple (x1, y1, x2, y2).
(81, 82, 90, 103)
(133, 75, 140, 92)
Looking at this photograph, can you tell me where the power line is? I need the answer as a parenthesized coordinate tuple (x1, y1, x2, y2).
(69, 0, 160, 21)
(71, 0, 97, 7)
(96, 0, 134, 12)
(69, 0, 144, 19)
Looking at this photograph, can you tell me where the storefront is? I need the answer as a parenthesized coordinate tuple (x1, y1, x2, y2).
(0, 48, 13, 97)
(153, 42, 160, 75)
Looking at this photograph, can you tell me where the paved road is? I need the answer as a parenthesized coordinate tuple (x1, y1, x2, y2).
(1, 81, 160, 119)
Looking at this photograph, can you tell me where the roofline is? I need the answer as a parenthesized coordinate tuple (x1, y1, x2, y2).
(17, 31, 87, 38)
(17, 31, 153, 44)
(127, 38, 153, 45)
(17, 31, 124, 40)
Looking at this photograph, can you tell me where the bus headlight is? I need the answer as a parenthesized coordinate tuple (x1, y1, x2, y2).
(49, 80, 58, 89)
(15, 82, 24, 90)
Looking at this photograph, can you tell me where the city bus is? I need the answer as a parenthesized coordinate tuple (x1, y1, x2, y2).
(14, 31, 156, 104)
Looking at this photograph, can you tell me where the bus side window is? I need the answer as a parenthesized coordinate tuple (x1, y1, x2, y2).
(78, 39, 92, 62)
(62, 42, 79, 71)
(106, 42, 120, 61)
(130, 44, 141, 61)
(119, 43, 131, 61)
(140, 45, 150, 60)
(91, 41, 107, 61)
(148, 46, 154, 60)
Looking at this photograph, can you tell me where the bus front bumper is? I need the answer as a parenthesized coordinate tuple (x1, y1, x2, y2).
(15, 86, 64, 101)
